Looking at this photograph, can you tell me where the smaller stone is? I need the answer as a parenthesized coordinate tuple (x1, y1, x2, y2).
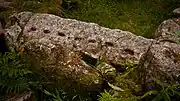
(0, 0, 13, 10)
(173, 8, 180, 16)
(154, 18, 180, 42)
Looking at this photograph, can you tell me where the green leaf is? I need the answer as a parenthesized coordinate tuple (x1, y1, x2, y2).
(164, 92, 171, 101)
(107, 82, 124, 91)
(152, 93, 163, 101)
(54, 89, 63, 101)
(141, 90, 158, 99)
(44, 90, 56, 98)
(72, 94, 79, 100)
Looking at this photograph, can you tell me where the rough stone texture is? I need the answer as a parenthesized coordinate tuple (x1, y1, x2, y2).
(155, 18, 180, 43)
(0, 0, 13, 10)
(5, 12, 180, 92)
(7, 92, 32, 101)
(136, 41, 180, 91)
(173, 8, 180, 17)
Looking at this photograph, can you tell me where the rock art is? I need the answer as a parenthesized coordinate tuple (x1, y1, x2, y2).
(5, 12, 180, 93)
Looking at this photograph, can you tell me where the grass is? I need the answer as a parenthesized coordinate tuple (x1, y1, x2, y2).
(64, 0, 180, 38)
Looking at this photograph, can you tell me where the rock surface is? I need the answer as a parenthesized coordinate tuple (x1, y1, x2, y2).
(173, 8, 180, 16)
(136, 41, 180, 91)
(5, 12, 180, 93)
(155, 18, 180, 43)
(0, 0, 13, 10)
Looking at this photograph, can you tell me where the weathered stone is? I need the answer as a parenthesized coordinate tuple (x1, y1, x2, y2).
(5, 12, 180, 93)
(173, 8, 180, 16)
(155, 18, 180, 43)
(0, 0, 13, 10)
(7, 92, 32, 101)
(0, 0, 13, 30)
(136, 41, 180, 91)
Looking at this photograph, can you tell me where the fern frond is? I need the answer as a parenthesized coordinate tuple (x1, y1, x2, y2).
(141, 90, 158, 99)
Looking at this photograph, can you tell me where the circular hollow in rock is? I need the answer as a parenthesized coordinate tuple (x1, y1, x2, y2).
(30, 27, 37, 31)
(43, 29, 50, 33)
(58, 32, 65, 36)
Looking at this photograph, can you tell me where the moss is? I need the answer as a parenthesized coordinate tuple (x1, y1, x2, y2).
(119, 60, 137, 71)
(99, 91, 138, 101)
(0, 11, 15, 27)
(77, 71, 103, 87)
(106, 61, 141, 99)
(111, 74, 141, 98)
(96, 62, 116, 83)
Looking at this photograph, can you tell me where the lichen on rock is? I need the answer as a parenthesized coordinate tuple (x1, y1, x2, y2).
(155, 17, 180, 43)
(5, 12, 180, 95)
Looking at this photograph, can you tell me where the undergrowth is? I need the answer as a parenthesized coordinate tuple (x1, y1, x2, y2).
(98, 91, 138, 101)
(0, 52, 33, 94)
(0, 52, 179, 101)
(0, 52, 91, 101)
(99, 80, 180, 101)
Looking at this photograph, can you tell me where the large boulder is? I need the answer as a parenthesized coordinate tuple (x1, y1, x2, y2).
(5, 12, 180, 94)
